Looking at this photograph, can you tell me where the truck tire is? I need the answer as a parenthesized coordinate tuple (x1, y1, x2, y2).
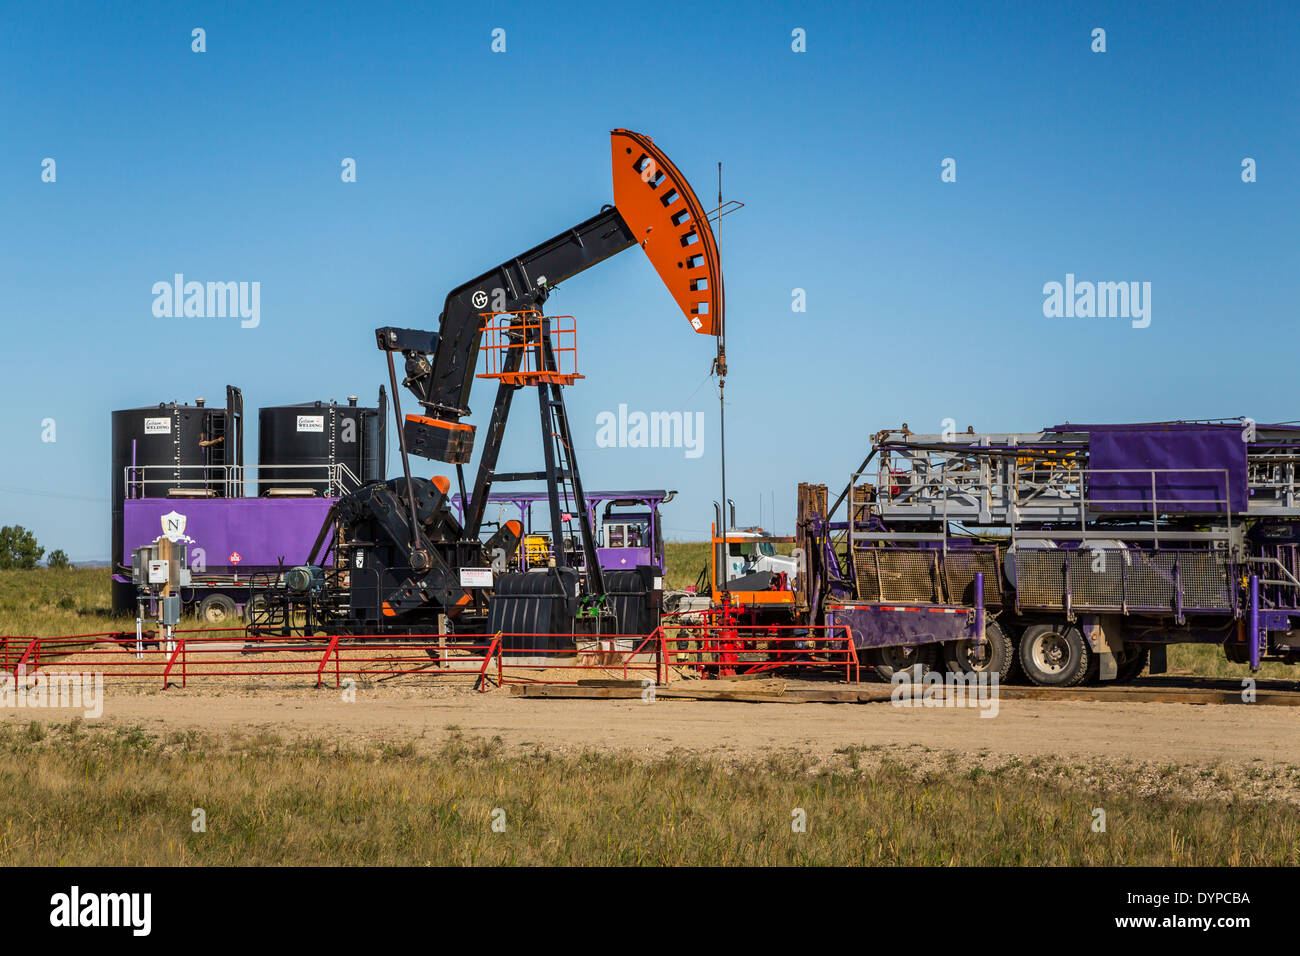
(244, 594, 269, 624)
(941, 620, 1014, 682)
(198, 593, 238, 625)
(997, 620, 1028, 684)
(1115, 646, 1149, 683)
(1019, 623, 1090, 687)
(867, 644, 936, 683)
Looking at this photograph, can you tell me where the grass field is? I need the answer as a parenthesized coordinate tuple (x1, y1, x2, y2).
(663, 540, 710, 590)
(1, 719, 1297, 866)
(0, 567, 117, 639)
(2, 560, 1299, 866)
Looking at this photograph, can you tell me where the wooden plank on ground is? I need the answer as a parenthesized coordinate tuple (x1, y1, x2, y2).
(512, 680, 794, 703)
(784, 686, 897, 703)
(510, 684, 642, 699)
(659, 678, 786, 696)
(713, 671, 781, 682)
(654, 682, 793, 703)
(510, 681, 1300, 707)
(995, 685, 1300, 706)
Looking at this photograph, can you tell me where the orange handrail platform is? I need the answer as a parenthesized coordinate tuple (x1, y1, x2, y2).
(476, 310, 584, 386)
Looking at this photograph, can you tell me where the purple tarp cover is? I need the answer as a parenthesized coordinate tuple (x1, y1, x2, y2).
(123, 497, 334, 568)
(1048, 422, 1248, 513)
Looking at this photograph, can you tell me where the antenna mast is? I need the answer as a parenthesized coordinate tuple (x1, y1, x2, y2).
(716, 161, 729, 598)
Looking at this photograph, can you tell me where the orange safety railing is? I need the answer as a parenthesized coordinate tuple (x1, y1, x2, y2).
(1, 621, 859, 690)
(653, 615, 860, 683)
(476, 310, 582, 386)
(2, 628, 505, 692)
(465, 632, 664, 689)
(0, 628, 666, 692)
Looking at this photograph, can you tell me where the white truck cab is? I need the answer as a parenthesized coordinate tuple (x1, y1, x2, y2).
(725, 527, 799, 582)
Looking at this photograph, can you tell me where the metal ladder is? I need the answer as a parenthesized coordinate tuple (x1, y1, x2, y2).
(533, 317, 604, 597)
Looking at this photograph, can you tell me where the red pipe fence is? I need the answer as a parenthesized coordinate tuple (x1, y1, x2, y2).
(0, 620, 861, 691)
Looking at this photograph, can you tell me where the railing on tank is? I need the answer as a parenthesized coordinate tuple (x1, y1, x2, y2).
(1025, 466, 1233, 547)
(1246, 451, 1300, 510)
(1242, 552, 1300, 612)
(124, 462, 364, 500)
(865, 452, 1233, 545)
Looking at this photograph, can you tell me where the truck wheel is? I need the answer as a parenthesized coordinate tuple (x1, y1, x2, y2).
(942, 620, 1013, 682)
(1019, 624, 1090, 687)
(198, 593, 238, 625)
(997, 620, 1028, 684)
(1115, 646, 1149, 683)
(244, 595, 269, 623)
(867, 644, 935, 683)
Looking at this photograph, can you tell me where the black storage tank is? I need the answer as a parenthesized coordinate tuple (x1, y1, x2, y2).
(109, 386, 244, 611)
(257, 389, 386, 497)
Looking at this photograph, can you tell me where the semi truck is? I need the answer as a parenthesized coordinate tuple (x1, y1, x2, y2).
(797, 420, 1300, 684)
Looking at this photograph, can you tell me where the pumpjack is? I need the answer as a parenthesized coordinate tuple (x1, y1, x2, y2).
(310, 130, 725, 646)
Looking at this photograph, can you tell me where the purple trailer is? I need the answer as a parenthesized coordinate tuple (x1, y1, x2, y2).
(448, 489, 674, 574)
(111, 389, 386, 620)
(121, 497, 334, 571)
(115, 495, 337, 623)
(115, 480, 673, 623)
(113, 455, 363, 623)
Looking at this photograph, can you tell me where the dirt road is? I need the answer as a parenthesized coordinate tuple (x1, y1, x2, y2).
(8, 681, 1300, 772)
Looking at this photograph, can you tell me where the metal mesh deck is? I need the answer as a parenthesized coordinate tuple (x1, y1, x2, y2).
(1013, 548, 1231, 612)
(853, 548, 1002, 606)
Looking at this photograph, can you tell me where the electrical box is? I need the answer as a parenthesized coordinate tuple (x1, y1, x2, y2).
(131, 546, 156, 586)
(148, 560, 169, 585)
(161, 595, 181, 627)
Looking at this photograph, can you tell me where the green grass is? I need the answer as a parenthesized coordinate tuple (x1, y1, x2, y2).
(0, 567, 120, 638)
(663, 540, 710, 591)
(1167, 642, 1296, 682)
(1, 722, 1297, 865)
(661, 539, 796, 592)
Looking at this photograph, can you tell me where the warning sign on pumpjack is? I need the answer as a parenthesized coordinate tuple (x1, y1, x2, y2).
(459, 568, 493, 588)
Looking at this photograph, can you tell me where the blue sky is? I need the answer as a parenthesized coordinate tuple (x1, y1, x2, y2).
(1, 1, 1297, 560)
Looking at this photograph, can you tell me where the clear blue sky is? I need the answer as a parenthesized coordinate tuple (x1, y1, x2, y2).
(1, 1, 1296, 560)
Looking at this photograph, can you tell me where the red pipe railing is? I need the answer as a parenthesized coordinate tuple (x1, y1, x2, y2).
(657, 620, 860, 682)
(1, 620, 861, 689)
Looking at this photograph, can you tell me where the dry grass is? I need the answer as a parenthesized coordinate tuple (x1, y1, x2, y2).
(664, 540, 710, 591)
(0, 568, 119, 638)
(1167, 642, 1297, 682)
(0, 721, 1297, 866)
(1, 568, 1299, 866)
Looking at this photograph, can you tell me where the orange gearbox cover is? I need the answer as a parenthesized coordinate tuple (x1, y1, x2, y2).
(611, 129, 722, 336)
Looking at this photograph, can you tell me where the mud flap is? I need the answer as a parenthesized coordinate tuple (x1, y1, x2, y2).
(1149, 644, 1168, 674)
(1082, 613, 1124, 681)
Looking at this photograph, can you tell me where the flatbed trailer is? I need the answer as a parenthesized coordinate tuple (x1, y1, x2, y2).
(797, 420, 1300, 685)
